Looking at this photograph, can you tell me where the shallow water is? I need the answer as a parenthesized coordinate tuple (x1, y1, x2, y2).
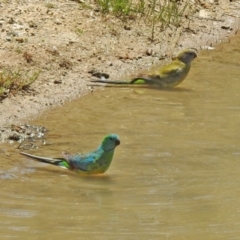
(1, 36, 240, 239)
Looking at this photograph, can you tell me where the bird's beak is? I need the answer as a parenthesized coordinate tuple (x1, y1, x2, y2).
(115, 139, 120, 146)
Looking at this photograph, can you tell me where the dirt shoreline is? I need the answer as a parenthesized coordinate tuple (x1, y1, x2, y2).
(0, 0, 240, 143)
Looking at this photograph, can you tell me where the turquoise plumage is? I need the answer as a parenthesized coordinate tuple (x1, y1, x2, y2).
(20, 134, 120, 175)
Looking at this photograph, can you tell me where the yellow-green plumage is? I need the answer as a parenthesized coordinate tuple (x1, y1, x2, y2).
(90, 49, 197, 88)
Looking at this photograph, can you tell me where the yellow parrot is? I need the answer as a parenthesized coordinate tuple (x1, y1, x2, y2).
(91, 49, 197, 88)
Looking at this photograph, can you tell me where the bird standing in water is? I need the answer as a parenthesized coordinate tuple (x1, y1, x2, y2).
(91, 49, 197, 88)
(20, 134, 120, 175)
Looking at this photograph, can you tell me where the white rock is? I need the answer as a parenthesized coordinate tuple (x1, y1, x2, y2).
(199, 9, 210, 19)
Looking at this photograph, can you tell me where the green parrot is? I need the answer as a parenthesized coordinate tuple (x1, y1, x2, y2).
(91, 49, 197, 88)
(20, 134, 120, 175)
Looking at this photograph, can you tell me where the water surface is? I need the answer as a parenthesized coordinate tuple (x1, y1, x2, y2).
(1, 36, 240, 239)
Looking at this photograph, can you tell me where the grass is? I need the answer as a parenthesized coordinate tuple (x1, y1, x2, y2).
(97, 0, 132, 15)
(96, 0, 189, 21)
(45, 3, 55, 9)
(0, 68, 40, 100)
(95, 0, 190, 39)
(75, 28, 84, 36)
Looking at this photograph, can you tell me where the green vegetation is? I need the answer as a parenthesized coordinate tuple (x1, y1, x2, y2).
(0, 69, 40, 100)
(96, 0, 190, 40)
(45, 3, 55, 8)
(97, 0, 132, 15)
(75, 28, 84, 36)
(96, 0, 189, 25)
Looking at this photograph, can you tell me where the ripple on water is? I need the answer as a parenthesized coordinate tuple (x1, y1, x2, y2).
(2, 34, 240, 239)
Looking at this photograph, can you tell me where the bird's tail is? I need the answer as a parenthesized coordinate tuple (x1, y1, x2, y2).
(90, 79, 131, 84)
(90, 77, 156, 85)
(20, 152, 69, 169)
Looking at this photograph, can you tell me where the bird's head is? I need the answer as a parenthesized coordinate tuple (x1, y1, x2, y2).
(101, 134, 120, 152)
(176, 49, 197, 64)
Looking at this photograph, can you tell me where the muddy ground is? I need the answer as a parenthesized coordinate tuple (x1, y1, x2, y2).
(0, 0, 240, 143)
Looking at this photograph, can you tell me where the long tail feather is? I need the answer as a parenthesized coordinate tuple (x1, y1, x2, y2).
(20, 152, 64, 167)
(90, 80, 131, 84)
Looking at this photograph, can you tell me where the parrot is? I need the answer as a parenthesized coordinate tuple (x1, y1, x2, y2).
(90, 49, 197, 88)
(20, 134, 120, 175)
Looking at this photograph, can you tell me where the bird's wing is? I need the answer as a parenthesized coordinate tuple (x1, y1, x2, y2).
(63, 152, 97, 171)
(155, 61, 185, 79)
(131, 61, 185, 84)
